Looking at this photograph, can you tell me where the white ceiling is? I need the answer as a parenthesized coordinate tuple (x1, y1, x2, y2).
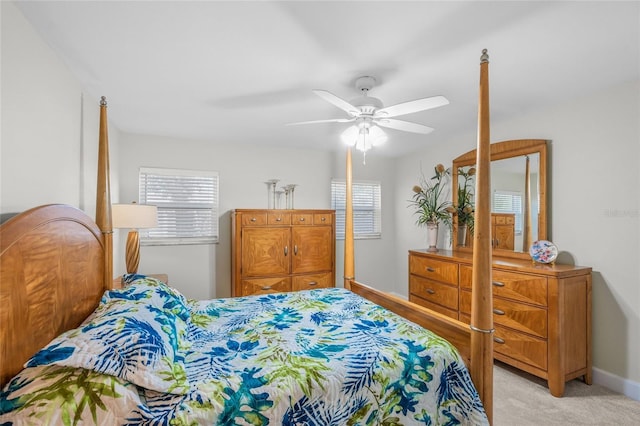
(15, 1, 639, 157)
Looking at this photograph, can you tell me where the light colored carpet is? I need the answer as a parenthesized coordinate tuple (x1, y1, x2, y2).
(494, 362, 640, 425)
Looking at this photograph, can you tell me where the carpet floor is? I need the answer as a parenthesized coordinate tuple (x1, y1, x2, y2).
(493, 362, 640, 425)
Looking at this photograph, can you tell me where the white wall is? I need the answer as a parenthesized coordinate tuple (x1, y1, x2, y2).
(1, 1, 120, 220)
(394, 80, 640, 398)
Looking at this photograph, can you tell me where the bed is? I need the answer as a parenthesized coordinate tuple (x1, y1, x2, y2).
(0, 50, 494, 424)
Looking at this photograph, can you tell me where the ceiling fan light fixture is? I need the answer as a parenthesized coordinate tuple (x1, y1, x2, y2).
(341, 123, 387, 153)
(369, 125, 388, 146)
(341, 125, 358, 146)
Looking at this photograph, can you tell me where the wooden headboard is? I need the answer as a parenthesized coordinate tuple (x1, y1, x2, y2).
(0, 205, 106, 385)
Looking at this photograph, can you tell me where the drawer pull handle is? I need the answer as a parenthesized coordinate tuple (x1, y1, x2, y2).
(493, 309, 505, 315)
(426, 289, 435, 295)
(492, 281, 505, 287)
(251, 217, 257, 222)
(494, 337, 505, 344)
(426, 267, 435, 273)
(261, 286, 273, 290)
(276, 217, 282, 222)
(284, 246, 288, 256)
(308, 281, 318, 286)
(294, 245, 298, 255)
(321, 217, 326, 221)
(299, 217, 305, 222)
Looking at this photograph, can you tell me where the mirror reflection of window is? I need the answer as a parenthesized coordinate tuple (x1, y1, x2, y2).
(493, 191, 523, 235)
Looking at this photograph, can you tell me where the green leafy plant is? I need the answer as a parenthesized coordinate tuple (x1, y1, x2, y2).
(455, 166, 476, 234)
(409, 164, 452, 226)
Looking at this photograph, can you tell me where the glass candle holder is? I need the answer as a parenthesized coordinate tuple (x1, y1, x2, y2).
(265, 179, 279, 209)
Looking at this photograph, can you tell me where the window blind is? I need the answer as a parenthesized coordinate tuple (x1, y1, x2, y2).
(331, 179, 382, 240)
(139, 167, 219, 245)
(493, 190, 523, 234)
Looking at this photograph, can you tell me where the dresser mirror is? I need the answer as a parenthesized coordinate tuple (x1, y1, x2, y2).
(451, 139, 548, 260)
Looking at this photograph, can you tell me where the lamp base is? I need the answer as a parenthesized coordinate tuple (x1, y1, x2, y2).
(125, 230, 140, 274)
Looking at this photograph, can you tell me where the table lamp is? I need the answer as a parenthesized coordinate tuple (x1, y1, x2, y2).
(112, 202, 158, 274)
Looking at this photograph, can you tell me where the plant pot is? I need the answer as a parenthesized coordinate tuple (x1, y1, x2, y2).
(426, 221, 439, 252)
(458, 223, 468, 247)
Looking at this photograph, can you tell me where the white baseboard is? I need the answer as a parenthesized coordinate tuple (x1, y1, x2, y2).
(593, 367, 640, 401)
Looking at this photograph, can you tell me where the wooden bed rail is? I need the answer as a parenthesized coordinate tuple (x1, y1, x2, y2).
(348, 280, 472, 364)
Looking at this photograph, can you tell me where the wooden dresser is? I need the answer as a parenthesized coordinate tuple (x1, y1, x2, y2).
(408, 249, 592, 397)
(231, 209, 335, 297)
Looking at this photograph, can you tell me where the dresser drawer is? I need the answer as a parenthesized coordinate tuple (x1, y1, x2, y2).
(267, 212, 291, 225)
(242, 277, 291, 295)
(313, 213, 333, 225)
(461, 313, 547, 371)
(460, 290, 547, 338)
(409, 255, 458, 285)
(292, 272, 334, 291)
(410, 275, 458, 311)
(292, 213, 313, 225)
(241, 213, 268, 226)
(460, 266, 548, 307)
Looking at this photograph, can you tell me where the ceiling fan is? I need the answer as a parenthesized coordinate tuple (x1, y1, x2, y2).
(288, 76, 449, 154)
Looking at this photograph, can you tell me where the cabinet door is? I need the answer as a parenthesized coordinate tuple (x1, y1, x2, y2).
(494, 224, 514, 250)
(241, 227, 290, 276)
(291, 226, 333, 274)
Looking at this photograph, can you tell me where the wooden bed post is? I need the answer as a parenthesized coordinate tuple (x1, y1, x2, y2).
(95, 96, 114, 290)
(343, 146, 355, 290)
(470, 49, 494, 423)
(523, 155, 532, 251)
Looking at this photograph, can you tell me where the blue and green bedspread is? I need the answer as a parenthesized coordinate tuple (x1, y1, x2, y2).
(1, 275, 488, 425)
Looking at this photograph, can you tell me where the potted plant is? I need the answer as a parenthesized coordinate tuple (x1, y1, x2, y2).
(454, 166, 476, 246)
(409, 164, 451, 252)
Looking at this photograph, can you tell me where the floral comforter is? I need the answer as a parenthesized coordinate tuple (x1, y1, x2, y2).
(0, 275, 488, 425)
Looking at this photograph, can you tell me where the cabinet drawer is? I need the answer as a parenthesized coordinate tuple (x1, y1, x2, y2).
(409, 255, 458, 285)
(242, 277, 291, 296)
(460, 290, 547, 338)
(292, 213, 313, 225)
(313, 213, 333, 225)
(242, 213, 268, 226)
(410, 275, 458, 311)
(292, 272, 334, 291)
(267, 212, 290, 225)
(460, 266, 548, 306)
(461, 313, 547, 371)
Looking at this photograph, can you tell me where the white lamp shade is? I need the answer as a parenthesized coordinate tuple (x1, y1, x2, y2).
(112, 203, 158, 229)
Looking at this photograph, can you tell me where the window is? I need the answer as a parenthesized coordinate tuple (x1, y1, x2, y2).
(493, 190, 523, 235)
(139, 167, 219, 245)
(331, 179, 381, 240)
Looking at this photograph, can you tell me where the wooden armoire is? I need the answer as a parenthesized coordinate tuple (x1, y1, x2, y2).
(231, 209, 335, 297)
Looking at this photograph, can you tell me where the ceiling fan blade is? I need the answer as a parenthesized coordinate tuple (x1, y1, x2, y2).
(376, 118, 434, 134)
(313, 90, 361, 116)
(375, 95, 449, 118)
(286, 117, 356, 126)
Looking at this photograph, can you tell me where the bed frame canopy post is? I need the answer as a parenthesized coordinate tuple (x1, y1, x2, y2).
(343, 146, 355, 290)
(470, 49, 494, 423)
(523, 155, 532, 251)
(96, 96, 114, 290)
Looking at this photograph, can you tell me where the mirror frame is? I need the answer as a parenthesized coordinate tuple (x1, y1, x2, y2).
(452, 139, 548, 260)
